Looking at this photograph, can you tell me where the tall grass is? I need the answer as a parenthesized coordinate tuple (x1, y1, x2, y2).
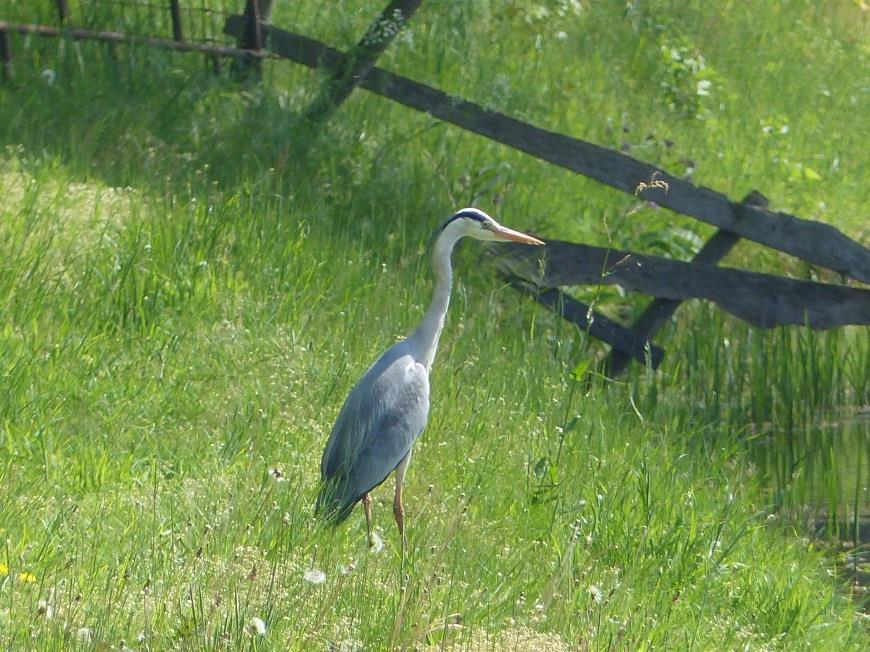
(0, 0, 867, 648)
(645, 312, 868, 528)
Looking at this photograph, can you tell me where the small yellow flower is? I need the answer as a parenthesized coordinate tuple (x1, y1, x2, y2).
(0, 563, 8, 575)
(18, 572, 36, 583)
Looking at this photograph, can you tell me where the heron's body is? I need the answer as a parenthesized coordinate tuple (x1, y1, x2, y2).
(318, 341, 429, 521)
(316, 208, 543, 540)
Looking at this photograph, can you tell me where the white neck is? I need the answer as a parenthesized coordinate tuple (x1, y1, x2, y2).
(408, 226, 462, 370)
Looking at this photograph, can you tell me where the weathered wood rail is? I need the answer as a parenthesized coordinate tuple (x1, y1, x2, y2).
(497, 242, 870, 330)
(505, 277, 667, 369)
(602, 190, 765, 374)
(303, 0, 424, 122)
(3, 1, 868, 375)
(0, 20, 271, 62)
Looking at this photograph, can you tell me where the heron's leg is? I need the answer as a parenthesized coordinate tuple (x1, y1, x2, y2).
(393, 451, 412, 540)
(394, 483, 404, 538)
(362, 492, 373, 545)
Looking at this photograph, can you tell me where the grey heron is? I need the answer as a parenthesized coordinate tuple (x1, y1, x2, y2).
(316, 208, 544, 542)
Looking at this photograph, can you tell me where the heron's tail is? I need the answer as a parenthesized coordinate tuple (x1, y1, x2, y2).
(315, 479, 356, 525)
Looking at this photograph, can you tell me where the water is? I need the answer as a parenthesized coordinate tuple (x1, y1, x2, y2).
(755, 412, 870, 610)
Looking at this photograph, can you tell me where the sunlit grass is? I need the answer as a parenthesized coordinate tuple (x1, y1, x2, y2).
(0, 0, 868, 648)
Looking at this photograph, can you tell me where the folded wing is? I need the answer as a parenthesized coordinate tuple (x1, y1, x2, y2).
(317, 343, 430, 521)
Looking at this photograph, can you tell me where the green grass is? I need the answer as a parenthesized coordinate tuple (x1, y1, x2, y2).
(0, 0, 868, 649)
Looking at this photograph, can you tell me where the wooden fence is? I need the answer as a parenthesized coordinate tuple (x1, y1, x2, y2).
(2, 1, 868, 375)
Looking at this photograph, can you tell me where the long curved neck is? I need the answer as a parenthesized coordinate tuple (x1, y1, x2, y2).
(408, 228, 461, 370)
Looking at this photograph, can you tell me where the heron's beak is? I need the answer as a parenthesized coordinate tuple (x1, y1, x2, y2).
(492, 225, 545, 246)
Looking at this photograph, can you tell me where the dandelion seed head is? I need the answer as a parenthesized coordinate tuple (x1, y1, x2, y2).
(589, 585, 604, 604)
(331, 638, 365, 652)
(339, 562, 356, 575)
(303, 568, 326, 585)
(76, 627, 94, 642)
(36, 599, 54, 619)
(247, 616, 267, 636)
(368, 532, 384, 554)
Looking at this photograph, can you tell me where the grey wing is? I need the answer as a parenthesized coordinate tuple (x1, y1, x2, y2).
(318, 352, 429, 516)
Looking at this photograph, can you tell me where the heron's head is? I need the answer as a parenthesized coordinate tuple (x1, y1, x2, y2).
(440, 208, 544, 245)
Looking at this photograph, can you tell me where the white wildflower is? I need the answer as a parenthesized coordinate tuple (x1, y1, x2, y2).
(696, 79, 712, 96)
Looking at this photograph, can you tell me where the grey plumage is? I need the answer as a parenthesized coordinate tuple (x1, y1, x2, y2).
(317, 341, 429, 520)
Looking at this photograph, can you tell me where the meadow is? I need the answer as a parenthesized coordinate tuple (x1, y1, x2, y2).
(0, 1, 868, 649)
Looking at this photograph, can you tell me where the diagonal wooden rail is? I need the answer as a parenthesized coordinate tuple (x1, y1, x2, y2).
(504, 277, 666, 368)
(304, 0, 424, 122)
(224, 15, 870, 284)
(604, 191, 767, 375)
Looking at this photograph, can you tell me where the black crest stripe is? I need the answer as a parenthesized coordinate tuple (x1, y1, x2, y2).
(440, 208, 488, 231)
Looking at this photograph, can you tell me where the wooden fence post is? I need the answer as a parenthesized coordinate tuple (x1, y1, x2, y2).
(0, 29, 11, 81)
(304, 0, 424, 122)
(603, 191, 767, 375)
(55, 0, 70, 23)
(169, 0, 184, 42)
(232, 0, 273, 79)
